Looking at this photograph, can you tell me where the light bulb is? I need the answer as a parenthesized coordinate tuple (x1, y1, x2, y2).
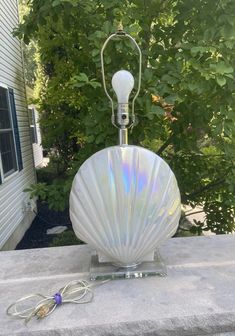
(111, 70, 134, 127)
(112, 70, 134, 104)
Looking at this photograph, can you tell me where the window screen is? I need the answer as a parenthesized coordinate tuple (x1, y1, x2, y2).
(0, 87, 17, 178)
(28, 107, 38, 144)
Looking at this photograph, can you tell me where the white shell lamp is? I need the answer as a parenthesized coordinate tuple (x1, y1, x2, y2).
(70, 25, 181, 279)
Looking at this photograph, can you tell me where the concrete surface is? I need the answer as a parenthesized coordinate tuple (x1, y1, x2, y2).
(1, 235, 235, 335)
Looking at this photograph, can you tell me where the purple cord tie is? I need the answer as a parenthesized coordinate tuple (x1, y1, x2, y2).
(54, 293, 62, 305)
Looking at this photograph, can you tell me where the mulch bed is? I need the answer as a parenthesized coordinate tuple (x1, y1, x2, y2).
(16, 201, 72, 250)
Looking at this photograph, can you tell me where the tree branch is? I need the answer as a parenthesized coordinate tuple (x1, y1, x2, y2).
(184, 210, 205, 217)
(181, 178, 225, 203)
(156, 134, 174, 155)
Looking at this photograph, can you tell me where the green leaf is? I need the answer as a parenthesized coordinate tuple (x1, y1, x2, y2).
(191, 46, 206, 56)
(150, 105, 165, 116)
(52, 0, 61, 7)
(165, 94, 178, 104)
(89, 81, 101, 89)
(94, 30, 106, 39)
(143, 69, 153, 82)
(77, 73, 89, 82)
(86, 135, 95, 143)
(216, 76, 226, 87)
(210, 62, 234, 75)
(91, 49, 100, 57)
(161, 74, 178, 85)
(225, 73, 234, 79)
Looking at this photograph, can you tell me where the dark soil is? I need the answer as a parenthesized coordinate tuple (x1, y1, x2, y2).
(16, 201, 72, 250)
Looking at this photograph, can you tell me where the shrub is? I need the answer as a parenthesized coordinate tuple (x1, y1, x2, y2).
(18, 0, 235, 234)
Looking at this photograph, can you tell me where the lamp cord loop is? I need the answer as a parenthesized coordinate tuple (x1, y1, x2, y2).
(6, 279, 109, 324)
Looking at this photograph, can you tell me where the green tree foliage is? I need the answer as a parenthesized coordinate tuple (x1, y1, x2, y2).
(16, 0, 235, 233)
(18, 0, 37, 88)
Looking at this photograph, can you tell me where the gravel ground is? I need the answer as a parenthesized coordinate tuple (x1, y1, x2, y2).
(16, 202, 72, 250)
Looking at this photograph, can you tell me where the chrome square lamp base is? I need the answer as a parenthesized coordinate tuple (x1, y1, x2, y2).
(89, 249, 167, 281)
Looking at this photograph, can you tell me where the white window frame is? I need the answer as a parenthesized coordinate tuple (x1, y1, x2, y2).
(0, 82, 19, 183)
(28, 106, 38, 144)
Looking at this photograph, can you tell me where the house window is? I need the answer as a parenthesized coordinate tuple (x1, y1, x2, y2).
(28, 107, 38, 144)
(0, 86, 18, 178)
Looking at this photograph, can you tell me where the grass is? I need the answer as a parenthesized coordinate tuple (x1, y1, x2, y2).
(49, 230, 84, 247)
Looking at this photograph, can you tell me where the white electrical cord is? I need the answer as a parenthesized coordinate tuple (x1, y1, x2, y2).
(6, 279, 109, 324)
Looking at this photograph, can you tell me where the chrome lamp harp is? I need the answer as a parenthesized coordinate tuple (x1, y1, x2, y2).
(69, 26, 181, 280)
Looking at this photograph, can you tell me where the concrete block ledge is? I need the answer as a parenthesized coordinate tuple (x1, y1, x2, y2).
(0, 235, 235, 335)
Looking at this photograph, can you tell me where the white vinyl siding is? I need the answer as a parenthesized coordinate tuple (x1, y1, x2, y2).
(0, 0, 36, 248)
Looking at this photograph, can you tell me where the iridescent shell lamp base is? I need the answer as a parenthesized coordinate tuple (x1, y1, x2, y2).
(70, 146, 181, 280)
